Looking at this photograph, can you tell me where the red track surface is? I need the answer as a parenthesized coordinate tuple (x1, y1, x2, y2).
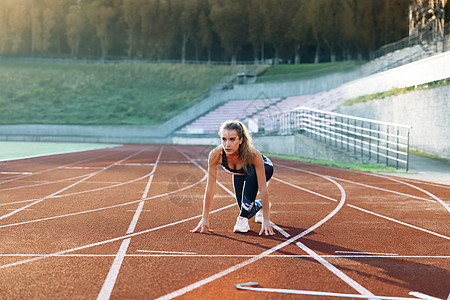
(0, 144, 448, 300)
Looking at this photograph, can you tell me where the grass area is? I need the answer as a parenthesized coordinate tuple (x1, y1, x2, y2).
(256, 61, 361, 83)
(265, 152, 401, 173)
(0, 141, 118, 161)
(342, 77, 450, 106)
(0, 61, 236, 125)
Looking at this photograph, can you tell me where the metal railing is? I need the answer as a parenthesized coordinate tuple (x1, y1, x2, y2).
(259, 107, 412, 171)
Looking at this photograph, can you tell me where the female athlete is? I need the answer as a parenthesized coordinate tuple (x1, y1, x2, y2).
(191, 120, 274, 235)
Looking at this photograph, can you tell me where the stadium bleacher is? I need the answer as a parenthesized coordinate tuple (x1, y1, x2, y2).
(175, 87, 344, 135)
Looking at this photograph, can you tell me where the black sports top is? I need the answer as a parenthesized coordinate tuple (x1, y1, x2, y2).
(221, 149, 273, 175)
(221, 149, 245, 175)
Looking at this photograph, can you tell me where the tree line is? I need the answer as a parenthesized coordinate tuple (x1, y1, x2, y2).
(0, 0, 446, 64)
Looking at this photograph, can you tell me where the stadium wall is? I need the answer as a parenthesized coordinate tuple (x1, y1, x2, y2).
(336, 85, 450, 160)
(340, 50, 450, 99)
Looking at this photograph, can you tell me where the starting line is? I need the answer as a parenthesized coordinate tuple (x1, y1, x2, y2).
(235, 282, 443, 300)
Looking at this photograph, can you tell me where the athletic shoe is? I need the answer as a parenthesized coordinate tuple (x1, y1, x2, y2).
(233, 216, 250, 233)
(255, 202, 271, 223)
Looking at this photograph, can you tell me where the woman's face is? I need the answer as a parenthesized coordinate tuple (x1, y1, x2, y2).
(221, 129, 243, 156)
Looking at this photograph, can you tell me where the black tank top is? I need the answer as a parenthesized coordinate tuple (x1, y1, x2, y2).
(221, 149, 245, 175)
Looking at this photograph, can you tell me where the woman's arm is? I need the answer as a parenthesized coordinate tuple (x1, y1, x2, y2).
(191, 147, 219, 233)
(252, 149, 274, 235)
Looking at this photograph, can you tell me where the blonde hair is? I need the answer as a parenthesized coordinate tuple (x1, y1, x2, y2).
(219, 120, 253, 170)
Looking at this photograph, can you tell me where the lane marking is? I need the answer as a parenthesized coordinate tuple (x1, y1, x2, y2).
(117, 163, 155, 166)
(275, 165, 450, 241)
(97, 146, 163, 300)
(0, 170, 205, 229)
(0, 151, 111, 186)
(96, 238, 130, 300)
(136, 250, 197, 255)
(59, 167, 106, 170)
(0, 253, 449, 259)
(335, 251, 399, 256)
(371, 174, 450, 214)
(0, 149, 149, 221)
(155, 157, 377, 300)
(347, 204, 450, 241)
(235, 282, 435, 300)
(0, 172, 33, 175)
(0, 173, 97, 192)
(296, 240, 374, 297)
(0, 203, 234, 270)
(328, 176, 437, 203)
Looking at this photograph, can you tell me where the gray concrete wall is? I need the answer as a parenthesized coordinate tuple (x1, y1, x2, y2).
(0, 124, 171, 144)
(171, 134, 361, 164)
(341, 51, 450, 99)
(336, 85, 450, 159)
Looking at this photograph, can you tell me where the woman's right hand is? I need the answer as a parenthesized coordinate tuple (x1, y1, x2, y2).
(190, 218, 213, 233)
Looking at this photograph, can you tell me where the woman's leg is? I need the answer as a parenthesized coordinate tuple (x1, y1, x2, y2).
(233, 174, 245, 210)
(234, 161, 274, 219)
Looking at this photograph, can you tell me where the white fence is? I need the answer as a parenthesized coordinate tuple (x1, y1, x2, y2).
(259, 107, 412, 171)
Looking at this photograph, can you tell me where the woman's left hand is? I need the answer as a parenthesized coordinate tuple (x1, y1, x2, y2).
(259, 219, 275, 235)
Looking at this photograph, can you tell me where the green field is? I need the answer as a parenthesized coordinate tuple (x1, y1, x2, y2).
(0, 61, 236, 126)
(0, 60, 361, 126)
(0, 141, 118, 161)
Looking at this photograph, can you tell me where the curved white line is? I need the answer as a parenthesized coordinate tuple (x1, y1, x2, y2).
(156, 163, 354, 300)
(0, 173, 94, 192)
(370, 173, 450, 213)
(0, 147, 151, 220)
(0, 152, 112, 186)
(0, 172, 207, 229)
(277, 164, 450, 240)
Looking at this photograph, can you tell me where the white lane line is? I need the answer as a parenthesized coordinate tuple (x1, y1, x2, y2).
(272, 177, 338, 202)
(97, 146, 163, 300)
(0, 149, 149, 221)
(275, 165, 450, 241)
(0, 172, 33, 175)
(117, 163, 155, 166)
(371, 174, 450, 214)
(0, 203, 234, 270)
(155, 159, 368, 300)
(235, 282, 426, 300)
(59, 167, 106, 170)
(136, 250, 197, 255)
(0, 151, 111, 186)
(328, 176, 437, 203)
(279, 164, 437, 204)
(0, 173, 95, 192)
(347, 204, 450, 241)
(335, 251, 399, 256)
(96, 238, 131, 300)
(297, 240, 374, 297)
(408, 291, 443, 300)
(0, 169, 205, 230)
(1, 253, 449, 259)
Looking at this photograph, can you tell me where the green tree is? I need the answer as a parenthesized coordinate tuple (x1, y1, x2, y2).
(209, 0, 249, 65)
(66, 1, 86, 57)
(248, 0, 265, 64)
(6, 0, 29, 54)
(283, 0, 305, 64)
(198, 1, 214, 63)
(86, 0, 116, 59)
(120, 0, 143, 58)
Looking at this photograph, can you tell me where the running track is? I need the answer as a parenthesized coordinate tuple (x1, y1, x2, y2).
(0, 144, 448, 300)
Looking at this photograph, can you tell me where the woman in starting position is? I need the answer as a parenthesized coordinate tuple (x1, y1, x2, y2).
(191, 120, 274, 235)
